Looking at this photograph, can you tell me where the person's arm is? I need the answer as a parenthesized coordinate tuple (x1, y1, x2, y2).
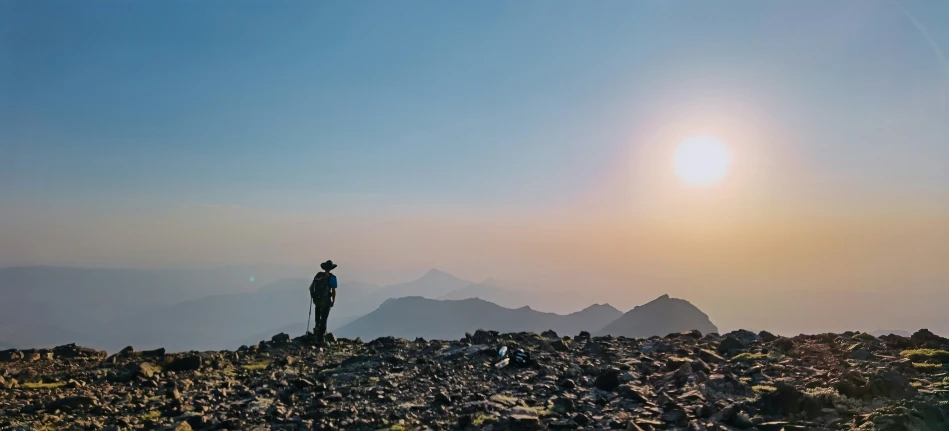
(330, 274, 338, 305)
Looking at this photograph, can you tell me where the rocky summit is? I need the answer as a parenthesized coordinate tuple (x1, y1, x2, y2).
(2, 329, 949, 431)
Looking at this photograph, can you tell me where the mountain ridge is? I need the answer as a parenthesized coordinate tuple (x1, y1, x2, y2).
(596, 293, 718, 337)
(336, 295, 714, 341)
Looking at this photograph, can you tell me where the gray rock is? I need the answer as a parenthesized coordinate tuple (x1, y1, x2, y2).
(717, 336, 744, 354)
(593, 368, 621, 391)
(166, 355, 203, 372)
(271, 333, 291, 343)
(141, 348, 166, 358)
(46, 395, 99, 410)
(0, 349, 23, 362)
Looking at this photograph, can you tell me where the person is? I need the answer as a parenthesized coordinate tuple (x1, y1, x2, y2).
(309, 260, 338, 346)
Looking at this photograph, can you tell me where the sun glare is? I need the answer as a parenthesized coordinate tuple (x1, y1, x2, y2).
(673, 136, 732, 187)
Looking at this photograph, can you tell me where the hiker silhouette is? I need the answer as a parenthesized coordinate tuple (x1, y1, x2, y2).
(308, 260, 338, 346)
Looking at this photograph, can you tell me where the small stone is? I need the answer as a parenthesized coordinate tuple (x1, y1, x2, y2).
(46, 396, 98, 410)
(167, 355, 203, 372)
(848, 348, 872, 361)
(551, 339, 570, 352)
(594, 368, 621, 391)
(434, 391, 452, 406)
(717, 336, 744, 354)
(141, 348, 166, 358)
(549, 419, 579, 429)
(552, 397, 575, 412)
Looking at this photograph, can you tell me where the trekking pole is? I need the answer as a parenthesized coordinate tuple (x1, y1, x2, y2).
(306, 298, 313, 336)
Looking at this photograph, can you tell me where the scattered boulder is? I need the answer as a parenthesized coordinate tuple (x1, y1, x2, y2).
(911, 329, 949, 348)
(160, 422, 193, 431)
(0, 349, 23, 362)
(141, 347, 166, 358)
(881, 334, 913, 349)
(470, 329, 495, 345)
(271, 333, 291, 344)
(551, 339, 570, 352)
(52, 343, 107, 359)
(46, 396, 98, 410)
(113, 361, 163, 382)
(594, 368, 622, 391)
(717, 336, 744, 355)
(773, 337, 795, 354)
(166, 355, 203, 372)
(757, 383, 825, 419)
(848, 345, 873, 360)
(869, 370, 918, 400)
(724, 329, 761, 345)
(864, 401, 949, 431)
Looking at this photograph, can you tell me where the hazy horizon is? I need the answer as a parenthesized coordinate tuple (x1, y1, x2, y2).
(3, 1, 949, 338)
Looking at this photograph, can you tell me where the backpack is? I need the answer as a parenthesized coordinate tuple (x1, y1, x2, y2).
(310, 272, 333, 302)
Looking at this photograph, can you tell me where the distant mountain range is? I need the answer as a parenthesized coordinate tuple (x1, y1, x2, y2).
(334, 294, 716, 341)
(0, 265, 305, 350)
(1, 266, 720, 352)
(335, 297, 625, 340)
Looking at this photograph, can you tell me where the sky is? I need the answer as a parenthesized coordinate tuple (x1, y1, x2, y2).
(2, 1, 949, 323)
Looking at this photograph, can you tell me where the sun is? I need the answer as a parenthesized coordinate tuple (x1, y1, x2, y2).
(672, 136, 732, 187)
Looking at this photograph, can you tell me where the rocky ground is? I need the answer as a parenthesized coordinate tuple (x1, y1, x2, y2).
(2, 329, 949, 431)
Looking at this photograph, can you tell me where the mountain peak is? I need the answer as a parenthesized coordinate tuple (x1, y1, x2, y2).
(379, 269, 473, 300)
(596, 295, 717, 338)
(579, 303, 620, 314)
(420, 268, 456, 280)
(414, 269, 471, 286)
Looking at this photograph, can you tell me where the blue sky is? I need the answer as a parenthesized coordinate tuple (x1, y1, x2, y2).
(2, 1, 948, 271)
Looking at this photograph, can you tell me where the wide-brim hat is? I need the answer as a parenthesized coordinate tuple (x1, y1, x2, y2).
(320, 260, 338, 271)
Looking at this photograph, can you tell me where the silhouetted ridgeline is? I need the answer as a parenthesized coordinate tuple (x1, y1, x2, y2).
(333, 294, 713, 341)
(596, 294, 718, 338)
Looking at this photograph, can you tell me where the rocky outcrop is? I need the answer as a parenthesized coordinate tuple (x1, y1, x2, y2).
(1, 330, 947, 430)
(52, 343, 107, 360)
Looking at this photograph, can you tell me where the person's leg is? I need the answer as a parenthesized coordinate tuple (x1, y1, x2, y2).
(318, 302, 331, 341)
(313, 303, 325, 341)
